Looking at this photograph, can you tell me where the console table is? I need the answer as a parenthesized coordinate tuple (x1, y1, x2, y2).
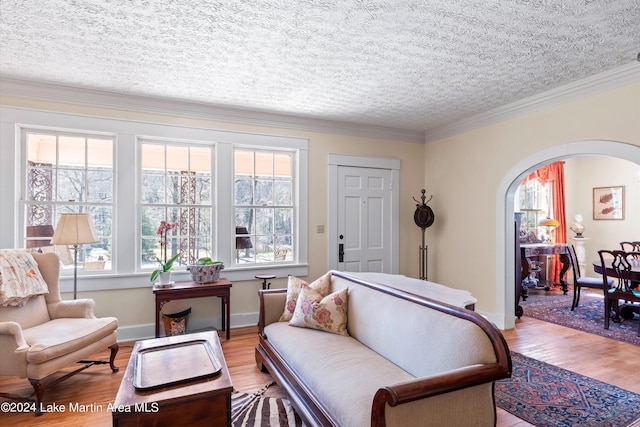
(520, 243, 572, 298)
(153, 279, 232, 340)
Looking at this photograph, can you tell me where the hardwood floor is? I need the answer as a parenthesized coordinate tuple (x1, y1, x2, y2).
(1, 319, 639, 427)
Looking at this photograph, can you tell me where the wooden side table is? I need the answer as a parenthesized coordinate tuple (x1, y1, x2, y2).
(112, 331, 232, 427)
(153, 279, 232, 340)
(255, 273, 276, 290)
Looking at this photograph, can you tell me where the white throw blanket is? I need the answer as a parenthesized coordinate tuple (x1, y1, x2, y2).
(0, 249, 49, 307)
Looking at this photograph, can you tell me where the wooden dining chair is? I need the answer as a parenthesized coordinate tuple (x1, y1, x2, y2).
(597, 249, 640, 337)
(620, 241, 640, 253)
(568, 245, 612, 311)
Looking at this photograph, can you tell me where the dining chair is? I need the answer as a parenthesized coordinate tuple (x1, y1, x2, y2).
(620, 241, 640, 253)
(597, 249, 640, 337)
(568, 245, 612, 311)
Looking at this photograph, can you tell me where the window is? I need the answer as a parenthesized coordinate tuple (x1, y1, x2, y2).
(10, 107, 308, 289)
(234, 149, 294, 264)
(516, 178, 553, 241)
(140, 141, 213, 270)
(23, 130, 114, 273)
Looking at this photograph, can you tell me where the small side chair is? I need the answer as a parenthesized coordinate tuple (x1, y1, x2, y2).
(568, 244, 612, 311)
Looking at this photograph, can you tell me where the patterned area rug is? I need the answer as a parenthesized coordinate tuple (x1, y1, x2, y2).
(496, 352, 640, 427)
(522, 291, 639, 346)
(232, 382, 305, 427)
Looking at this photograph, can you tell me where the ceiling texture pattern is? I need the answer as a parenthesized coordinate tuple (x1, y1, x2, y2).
(1, 0, 639, 138)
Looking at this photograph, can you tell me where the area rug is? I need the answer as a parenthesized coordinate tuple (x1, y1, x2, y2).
(496, 352, 640, 427)
(522, 291, 639, 346)
(231, 382, 305, 427)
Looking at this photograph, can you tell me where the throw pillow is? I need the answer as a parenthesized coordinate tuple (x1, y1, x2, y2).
(279, 273, 331, 322)
(289, 284, 349, 336)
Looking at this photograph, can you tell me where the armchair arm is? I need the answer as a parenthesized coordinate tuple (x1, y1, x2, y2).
(0, 321, 27, 347)
(48, 298, 97, 319)
(0, 321, 29, 377)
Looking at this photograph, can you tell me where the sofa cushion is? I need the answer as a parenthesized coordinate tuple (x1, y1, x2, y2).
(289, 285, 348, 336)
(264, 322, 414, 427)
(279, 273, 331, 321)
(23, 317, 118, 364)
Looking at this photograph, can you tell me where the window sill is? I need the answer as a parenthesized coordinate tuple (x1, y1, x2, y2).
(57, 264, 309, 293)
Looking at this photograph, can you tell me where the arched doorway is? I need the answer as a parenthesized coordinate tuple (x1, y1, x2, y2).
(496, 140, 640, 330)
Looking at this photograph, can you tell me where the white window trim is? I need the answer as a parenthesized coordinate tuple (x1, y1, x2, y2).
(1, 106, 308, 293)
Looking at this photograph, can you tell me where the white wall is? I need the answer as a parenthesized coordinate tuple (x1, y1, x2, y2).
(424, 82, 640, 329)
(564, 156, 640, 276)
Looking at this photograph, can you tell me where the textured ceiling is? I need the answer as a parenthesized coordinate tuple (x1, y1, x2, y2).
(1, 0, 639, 135)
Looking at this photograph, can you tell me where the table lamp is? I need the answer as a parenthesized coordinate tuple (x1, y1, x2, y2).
(539, 217, 560, 244)
(235, 226, 253, 262)
(52, 213, 99, 299)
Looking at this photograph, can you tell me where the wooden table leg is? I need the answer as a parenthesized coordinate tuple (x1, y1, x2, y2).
(155, 299, 161, 338)
(559, 254, 571, 294)
(223, 296, 230, 340)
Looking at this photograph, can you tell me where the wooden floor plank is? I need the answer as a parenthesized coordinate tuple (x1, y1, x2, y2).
(1, 319, 639, 426)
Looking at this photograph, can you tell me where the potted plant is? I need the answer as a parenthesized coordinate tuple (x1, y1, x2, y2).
(150, 221, 180, 285)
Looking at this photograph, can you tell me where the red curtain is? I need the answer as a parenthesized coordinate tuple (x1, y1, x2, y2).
(525, 161, 566, 283)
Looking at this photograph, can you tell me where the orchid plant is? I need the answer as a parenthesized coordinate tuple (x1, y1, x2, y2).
(150, 220, 180, 282)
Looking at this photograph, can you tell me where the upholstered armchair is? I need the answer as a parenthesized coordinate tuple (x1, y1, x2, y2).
(0, 251, 119, 415)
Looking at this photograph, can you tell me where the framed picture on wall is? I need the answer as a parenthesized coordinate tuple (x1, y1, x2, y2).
(593, 186, 624, 220)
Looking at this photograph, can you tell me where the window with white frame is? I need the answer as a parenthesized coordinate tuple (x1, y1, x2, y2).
(22, 129, 114, 273)
(140, 140, 214, 271)
(234, 149, 294, 265)
(516, 178, 553, 241)
(8, 107, 308, 288)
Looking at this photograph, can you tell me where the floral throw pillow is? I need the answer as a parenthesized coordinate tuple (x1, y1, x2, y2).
(279, 273, 331, 322)
(289, 284, 349, 336)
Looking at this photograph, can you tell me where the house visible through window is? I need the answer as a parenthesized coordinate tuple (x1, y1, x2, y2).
(234, 149, 294, 264)
(140, 141, 213, 270)
(23, 130, 114, 272)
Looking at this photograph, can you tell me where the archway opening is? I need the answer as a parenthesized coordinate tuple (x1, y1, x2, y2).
(496, 140, 640, 330)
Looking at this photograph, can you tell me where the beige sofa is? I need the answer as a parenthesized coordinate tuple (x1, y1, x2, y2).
(256, 271, 511, 427)
(0, 251, 119, 414)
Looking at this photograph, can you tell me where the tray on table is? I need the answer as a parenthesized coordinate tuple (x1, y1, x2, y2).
(133, 338, 222, 390)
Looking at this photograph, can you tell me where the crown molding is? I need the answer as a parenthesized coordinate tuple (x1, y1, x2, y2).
(2, 62, 637, 145)
(0, 77, 425, 144)
(424, 62, 640, 143)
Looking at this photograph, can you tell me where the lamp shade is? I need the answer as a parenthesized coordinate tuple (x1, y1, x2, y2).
(235, 226, 253, 249)
(52, 213, 99, 246)
(538, 218, 560, 228)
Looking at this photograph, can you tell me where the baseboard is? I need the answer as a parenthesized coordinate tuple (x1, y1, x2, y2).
(115, 312, 259, 342)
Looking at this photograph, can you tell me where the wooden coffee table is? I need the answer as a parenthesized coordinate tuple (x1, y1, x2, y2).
(112, 331, 233, 427)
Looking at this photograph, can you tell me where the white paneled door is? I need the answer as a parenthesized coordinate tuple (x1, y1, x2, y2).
(336, 166, 392, 272)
